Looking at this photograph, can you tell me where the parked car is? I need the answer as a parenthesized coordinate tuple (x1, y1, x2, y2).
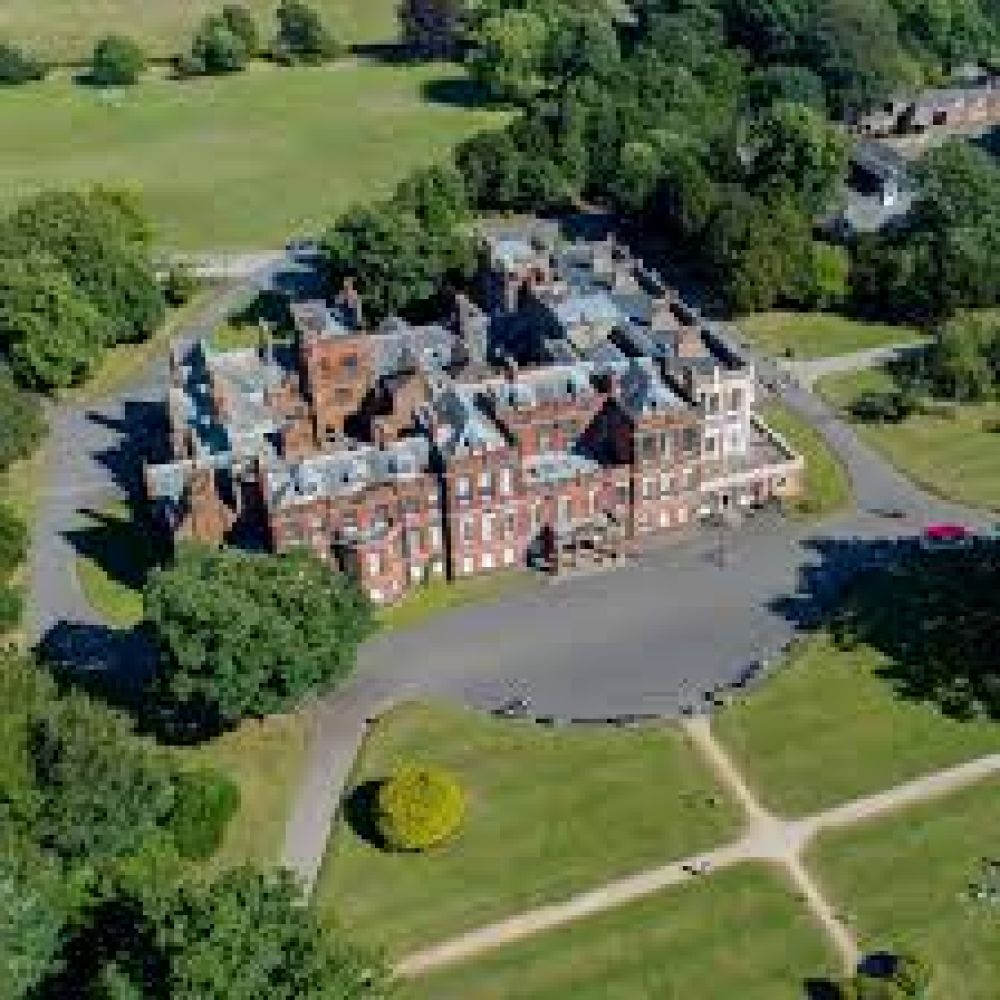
(919, 523, 972, 550)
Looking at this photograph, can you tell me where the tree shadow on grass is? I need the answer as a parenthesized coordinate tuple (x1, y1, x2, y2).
(420, 75, 495, 110)
(343, 779, 387, 849)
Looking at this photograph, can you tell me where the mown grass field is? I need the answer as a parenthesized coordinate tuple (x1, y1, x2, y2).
(0, 63, 502, 249)
(0, 0, 398, 62)
(398, 863, 839, 1000)
(810, 776, 1000, 1000)
(758, 401, 850, 520)
(315, 702, 742, 956)
(818, 366, 1000, 511)
(714, 633, 1000, 818)
(738, 311, 922, 360)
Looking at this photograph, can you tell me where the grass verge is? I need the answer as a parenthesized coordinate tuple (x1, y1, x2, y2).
(810, 776, 1000, 999)
(0, 64, 503, 249)
(314, 701, 743, 956)
(759, 401, 850, 520)
(397, 862, 840, 1000)
(378, 572, 537, 633)
(179, 710, 313, 874)
(71, 501, 160, 628)
(738, 312, 921, 360)
(818, 366, 1000, 512)
(714, 633, 1000, 818)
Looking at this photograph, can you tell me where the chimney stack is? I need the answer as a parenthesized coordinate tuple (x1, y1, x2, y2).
(341, 278, 364, 331)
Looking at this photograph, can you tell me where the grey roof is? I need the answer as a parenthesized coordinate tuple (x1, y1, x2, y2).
(851, 141, 911, 184)
(488, 364, 596, 410)
(371, 317, 458, 378)
(618, 358, 685, 416)
(425, 386, 506, 457)
(265, 437, 432, 510)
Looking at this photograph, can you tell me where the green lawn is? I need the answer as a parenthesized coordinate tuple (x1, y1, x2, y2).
(738, 312, 921, 360)
(0, 63, 502, 249)
(714, 634, 1000, 818)
(180, 710, 312, 874)
(810, 776, 1000, 1000)
(315, 701, 743, 956)
(71, 501, 161, 628)
(758, 401, 850, 520)
(398, 863, 840, 1000)
(0, 0, 399, 61)
(818, 366, 1000, 511)
(378, 572, 538, 633)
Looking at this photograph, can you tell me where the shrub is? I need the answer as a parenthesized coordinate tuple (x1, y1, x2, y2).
(162, 265, 200, 306)
(376, 762, 465, 851)
(273, 0, 341, 64)
(167, 768, 240, 860)
(0, 582, 22, 632)
(0, 368, 45, 472)
(0, 42, 45, 86)
(91, 35, 147, 87)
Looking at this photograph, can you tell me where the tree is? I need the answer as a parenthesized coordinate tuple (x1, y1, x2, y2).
(144, 545, 374, 732)
(222, 4, 260, 55)
(0, 367, 45, 472)
(723, 0, 813, 60)
(399, 0, 468, 58)
(803, 0, 910, 113)
(744, 100, 848, 213)
(0, 42, 45, 85)
(0, 190, 164, 347)
(186, 16, 249, 75)
(0, 503, 28, 578)
(928, 310, 999, 400)
(611, 140, 663, 212)
(377, 763, 465, 851)
(0, 583, 22, 633)
(273, 0, 340, 63)
(796, 241, 850, 309)
(469, 9, 549, 102)
(90, 34, 146, 87)
(742, 64, 828, 114)
(0, 256, 107, 390)
(26, 691, 176, 861)
(157, 868, 386, 999)
(166, 770, 240, 860)
(0, 852, 65, 998)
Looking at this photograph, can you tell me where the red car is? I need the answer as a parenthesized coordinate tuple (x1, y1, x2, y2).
(920, 523, 971, 549)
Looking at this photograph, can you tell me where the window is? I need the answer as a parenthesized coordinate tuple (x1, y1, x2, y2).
(659, 431, 672, 459)
(456, 476, 470, 500)
(335, 387, 352, 402)
(588, 490, 598, 515)
(558, 496, 571, 525)
(479, 470, 492, 495)
(341, 353, 358, 371)
(705, 435, 717, 455)
(367, 552, 382, 576)
(482, 513, 494, 543)
(682, 428, 699, 455)
(642, 478, 655, 500)
(461, 516, 475, 544)
(707, 393, 720, 415)
(659, 472, 672, 497)
(499, 467, 513, 495)
(640, 434, 657, 461)
(616, 484, 630, 505)
(406, 528, 422, 556)
(530, 502, 541, 533)
(428, 524, 442, 549)
(538, 429, 552, 452)
(373, 505, 390, 529)
(505, 510, 517, 537)
(729, 388, 743, 412)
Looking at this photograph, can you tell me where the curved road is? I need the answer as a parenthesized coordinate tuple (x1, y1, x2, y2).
(26, 273, 990, 889)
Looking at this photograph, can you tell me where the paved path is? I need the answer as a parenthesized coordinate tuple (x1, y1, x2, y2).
(776, 339, 931, 389)
(397, 720, 1000, 979)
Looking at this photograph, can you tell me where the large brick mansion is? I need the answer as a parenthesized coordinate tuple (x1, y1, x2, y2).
(145, 222, 802, 603)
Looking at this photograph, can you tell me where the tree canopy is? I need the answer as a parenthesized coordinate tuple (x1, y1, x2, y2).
(144, 545, 374, 733)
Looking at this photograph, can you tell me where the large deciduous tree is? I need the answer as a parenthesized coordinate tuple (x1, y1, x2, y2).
(0, 367, 45, 471)
(144, 545, 374, 733)
(0, 256, 107, 389)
